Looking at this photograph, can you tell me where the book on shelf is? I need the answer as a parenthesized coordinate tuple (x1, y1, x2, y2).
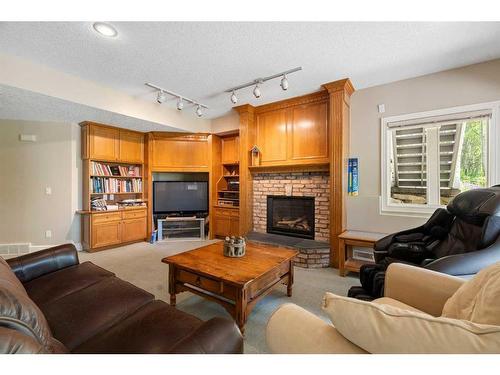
(91, 177, 142, 194)
(91, 198, 107, 211)
(90, 197, 145, 211)
(91, 161, 140, 177)
(118, 199, 147, 208)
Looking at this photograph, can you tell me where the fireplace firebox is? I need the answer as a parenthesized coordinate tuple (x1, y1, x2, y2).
(266, 196, 315, 239)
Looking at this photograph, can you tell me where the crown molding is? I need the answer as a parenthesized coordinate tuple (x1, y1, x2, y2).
(322, 78, 355, 96)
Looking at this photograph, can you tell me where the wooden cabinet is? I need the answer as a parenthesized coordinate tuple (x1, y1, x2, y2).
(119, 130, 144, 163)
(89, 125, 120, 161)
(289, 102, 328, 161)
(254, 99, 329, 167)
(230, 217, 240, 236)
(221, 136, 240, 164)
(92, 221, 122, 248)
(81, 122, 144, 163)
(151, 134, 209, 171)
(214, 215, 231, 237)
(213, 207, 240, 237)
(83, 208, 147, 251)
(121, 218, 147, 242)
(256, 110, 288, 164)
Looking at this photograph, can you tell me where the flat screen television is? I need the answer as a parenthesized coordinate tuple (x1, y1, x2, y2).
(153, 181, 208, 214)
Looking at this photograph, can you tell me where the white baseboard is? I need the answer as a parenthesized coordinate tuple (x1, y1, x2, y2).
(30, 241, 82, 252)
(0, 241, 82, 256)
(0, 243, 30, 256)
(29, 244, 56, 252)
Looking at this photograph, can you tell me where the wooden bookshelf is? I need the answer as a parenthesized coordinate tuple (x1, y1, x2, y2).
(211, 134, 241, 238)
(83, 160, 144, 210)
(216, 163, 240, 208)
(79, 122, 148, 252)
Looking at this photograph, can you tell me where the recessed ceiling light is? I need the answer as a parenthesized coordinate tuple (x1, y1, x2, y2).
(92, 22, 118, 38)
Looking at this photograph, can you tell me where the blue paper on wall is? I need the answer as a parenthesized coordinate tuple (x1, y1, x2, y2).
(348, 158, 359, 196)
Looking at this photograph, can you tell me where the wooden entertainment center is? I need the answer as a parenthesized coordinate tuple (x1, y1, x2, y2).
(77, 78, 354, 267)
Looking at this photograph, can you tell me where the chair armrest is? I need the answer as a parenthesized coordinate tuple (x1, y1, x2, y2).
(7, 243, 79, 283)
(384, 263, 465, 316)
(424, 237, 500, 276)
(266, 303, 366, 354)
(168, 317, 243, 354)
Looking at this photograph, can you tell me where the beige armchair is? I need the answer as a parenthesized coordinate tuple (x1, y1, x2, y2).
(266, 263, 482, 354)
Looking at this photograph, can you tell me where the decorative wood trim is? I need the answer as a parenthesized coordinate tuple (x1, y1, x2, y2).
(248, 163, 329, 173)
(149, 131, 210, 139)
(253, 90, 329, 114)
(322, 78, 355, 97)
(145, 133, 154, 237)
(325, 78, 355, 267)
(79, 121, 140, 133)
(236, 104, 255, 235)
(208, 134, 222, 239)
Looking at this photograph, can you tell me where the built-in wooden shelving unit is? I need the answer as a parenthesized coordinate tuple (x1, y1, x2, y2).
(79, 122, 148, 252)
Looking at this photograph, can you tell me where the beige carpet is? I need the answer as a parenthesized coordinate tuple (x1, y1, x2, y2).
(79, 240, 359, 353)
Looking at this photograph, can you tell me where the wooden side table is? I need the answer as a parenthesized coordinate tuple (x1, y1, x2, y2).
(338, 230, 387, 276)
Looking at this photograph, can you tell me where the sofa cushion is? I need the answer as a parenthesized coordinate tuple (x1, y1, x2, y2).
(0, 257, 27, 293)
(73, 300, 202, 353)
(0, 327, 46, 354)
(24, 261, 114, 307)
(0, 257, 59, 353)
(442, 261, 500, 325)
(372, 297, 426, 313)
(40, 276, 154, 350)
(323, 292, 500, 354)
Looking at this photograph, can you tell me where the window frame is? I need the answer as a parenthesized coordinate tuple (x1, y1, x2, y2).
(380, 101, 500, 218)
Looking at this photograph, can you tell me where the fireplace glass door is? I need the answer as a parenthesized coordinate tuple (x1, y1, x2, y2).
(267, 196, 315, 239)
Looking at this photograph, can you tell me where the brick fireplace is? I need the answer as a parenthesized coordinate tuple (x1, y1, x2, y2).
(251, 171, 330, 268)
(252, 171, 330, 241)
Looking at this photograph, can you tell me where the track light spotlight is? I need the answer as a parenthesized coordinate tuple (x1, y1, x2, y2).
(225, 67, 301, 99)
(230, 91, 238, 104)
(176, 97, 184, 110)
(253, 84, 261, 99)
(145, 83, 208, 118)
(156, 90, 167, 104)
(280, 74, 289, 91)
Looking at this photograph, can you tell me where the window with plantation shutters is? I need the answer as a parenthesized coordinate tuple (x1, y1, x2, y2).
(380, 103, 500, 216)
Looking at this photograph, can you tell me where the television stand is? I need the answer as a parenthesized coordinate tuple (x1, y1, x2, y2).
(157, 217, 205, 242)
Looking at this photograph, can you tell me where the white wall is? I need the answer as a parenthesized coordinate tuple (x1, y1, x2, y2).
(0, 120, 81, 247)
(211, 110, 239, 134)
(347, 58, 500, 234)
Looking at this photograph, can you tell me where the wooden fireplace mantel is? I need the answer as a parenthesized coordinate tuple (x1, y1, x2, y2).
(235, 78, 355, 268)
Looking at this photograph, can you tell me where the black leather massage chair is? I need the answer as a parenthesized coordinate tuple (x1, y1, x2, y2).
(348, 185, 500, 301)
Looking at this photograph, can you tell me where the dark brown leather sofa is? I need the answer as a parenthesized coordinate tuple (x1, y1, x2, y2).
(0, 243, 243, 354)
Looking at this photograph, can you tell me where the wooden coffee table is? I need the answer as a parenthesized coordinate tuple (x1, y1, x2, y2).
(162, 241, 298, 333)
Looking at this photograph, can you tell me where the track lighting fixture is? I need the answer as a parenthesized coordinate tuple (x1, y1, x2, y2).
(280, 74, 289, 91)
(253, 84, 261, 99)
(225, 67, 301, 103)
(145, 83, 208, 118)
(176, 97, 184, 110)
(156, 91, 167, 104)
(230, 91, 238, 104)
